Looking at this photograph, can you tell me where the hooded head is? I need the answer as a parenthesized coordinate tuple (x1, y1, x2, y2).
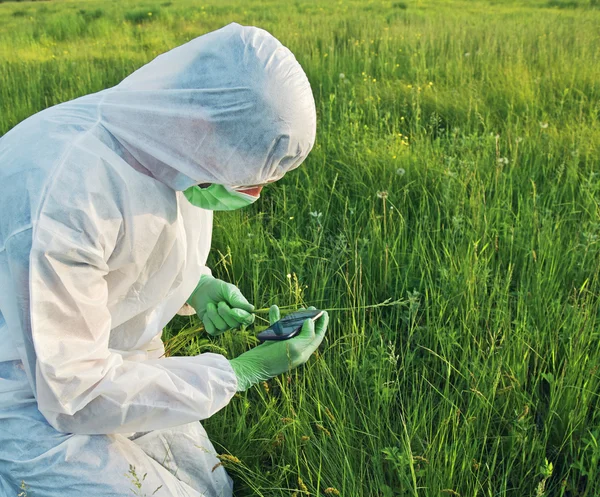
(100, 23, 317, 191)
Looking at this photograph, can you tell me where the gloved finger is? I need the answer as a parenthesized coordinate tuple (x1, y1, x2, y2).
(269, 305, 281, 326)
(224, 285, 255, 313)
(217, 302, 242, 329)
(307, 306, 316, 310)
(206, 303, 229, 331)
(295, 317, 316, 341)
(203, 316, 218, 336)
(314, 311, 329, 341)
(228, 307, 255, 325)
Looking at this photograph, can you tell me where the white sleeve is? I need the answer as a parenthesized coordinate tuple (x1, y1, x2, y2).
(30, 226, 237, 435)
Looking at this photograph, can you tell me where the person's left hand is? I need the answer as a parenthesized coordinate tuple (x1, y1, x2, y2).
(187, 275, 255, 336)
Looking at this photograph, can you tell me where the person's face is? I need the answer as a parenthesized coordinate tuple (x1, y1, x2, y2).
(234, 185, 263, 197)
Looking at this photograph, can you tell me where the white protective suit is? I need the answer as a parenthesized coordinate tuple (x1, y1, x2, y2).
(0, 22, 316, 496)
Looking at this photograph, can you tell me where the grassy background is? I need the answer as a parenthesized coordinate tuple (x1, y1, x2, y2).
(2, 0, 600, 495)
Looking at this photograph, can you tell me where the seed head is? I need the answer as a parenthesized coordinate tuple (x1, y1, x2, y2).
(315, 423, 331, 436)
(298, 477, 309, 494)
(325, 407, 336, 422)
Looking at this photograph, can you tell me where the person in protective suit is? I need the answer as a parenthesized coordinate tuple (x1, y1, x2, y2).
(0, 23, 328, 496)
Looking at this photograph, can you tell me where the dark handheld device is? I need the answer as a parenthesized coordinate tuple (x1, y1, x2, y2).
(256, 309, 324, 342)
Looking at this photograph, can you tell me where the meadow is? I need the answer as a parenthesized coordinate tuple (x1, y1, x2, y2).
(1, 0, 600, 495)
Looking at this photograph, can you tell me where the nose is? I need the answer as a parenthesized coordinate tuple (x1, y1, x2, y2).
(234, 185, 263, 197)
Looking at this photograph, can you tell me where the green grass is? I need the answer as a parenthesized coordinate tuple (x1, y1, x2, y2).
(2, 0, 600, 495)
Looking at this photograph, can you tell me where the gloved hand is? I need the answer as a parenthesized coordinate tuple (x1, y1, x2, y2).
(228, 305, 329, 391)
(187, 275, 255, 336)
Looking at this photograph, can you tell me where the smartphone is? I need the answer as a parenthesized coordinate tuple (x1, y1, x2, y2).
(256, 309, 324, 342)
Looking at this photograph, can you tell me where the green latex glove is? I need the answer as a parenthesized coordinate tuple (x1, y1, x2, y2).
(187, 275, 255, 336)
(228, 305, 329, 391)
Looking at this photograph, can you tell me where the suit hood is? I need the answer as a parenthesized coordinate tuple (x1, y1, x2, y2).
(99, 23, 317, 190)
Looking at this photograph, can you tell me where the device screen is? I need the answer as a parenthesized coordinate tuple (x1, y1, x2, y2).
(257, 310, 324, 341)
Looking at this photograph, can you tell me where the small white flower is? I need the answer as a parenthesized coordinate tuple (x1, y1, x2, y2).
(464, 52, 471, 57)
(339, 73, 345, 79)
(396, 168, 406, 176)
(377, 191, 388, 199)
(497, 157, 509, 165)
(539, 122, 549, 129)
(516, 137, 523, 143)
(286, 273, 292, 279)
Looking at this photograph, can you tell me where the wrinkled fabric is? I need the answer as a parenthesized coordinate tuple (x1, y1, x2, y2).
(0, 362, 232, 497)
(101, 22, 316, 191)
(0, 22, 316, 496)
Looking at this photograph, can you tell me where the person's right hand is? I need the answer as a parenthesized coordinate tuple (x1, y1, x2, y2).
(187, 275, 255, 336)
(228, 305, 329, 391)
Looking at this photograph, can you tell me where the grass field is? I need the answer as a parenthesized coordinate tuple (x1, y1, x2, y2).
(2, 0, 600, 495)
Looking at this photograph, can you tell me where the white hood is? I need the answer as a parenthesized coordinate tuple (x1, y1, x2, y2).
(99, 22, 317, 190)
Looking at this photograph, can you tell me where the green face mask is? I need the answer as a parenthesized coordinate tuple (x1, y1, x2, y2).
(183, 184, 259, 211)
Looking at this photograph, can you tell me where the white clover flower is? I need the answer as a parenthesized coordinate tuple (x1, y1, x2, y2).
(539, 122, 549, 129)
(396, 168, 406, 176)
(339, 73, 345, 79)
